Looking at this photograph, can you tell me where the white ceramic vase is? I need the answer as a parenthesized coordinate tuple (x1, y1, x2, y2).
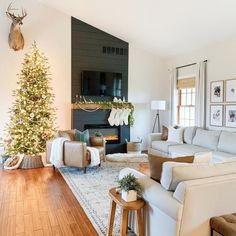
(121, 190, 137, 202)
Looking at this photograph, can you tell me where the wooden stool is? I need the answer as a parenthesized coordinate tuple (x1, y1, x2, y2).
(107, 187, 145, 236)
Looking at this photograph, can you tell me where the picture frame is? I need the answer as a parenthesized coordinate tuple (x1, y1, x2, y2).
(210, 80, 224, 103)
(210, 105, 223, 127)
(225, 105, 236, 128)
(225, 79, 236, 102)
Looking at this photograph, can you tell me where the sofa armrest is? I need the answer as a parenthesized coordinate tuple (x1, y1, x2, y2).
(148, 133, 162, 147)
(119, 168, 183, 221)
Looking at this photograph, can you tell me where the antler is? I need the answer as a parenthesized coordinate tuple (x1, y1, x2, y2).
(6, 2, 27, 20)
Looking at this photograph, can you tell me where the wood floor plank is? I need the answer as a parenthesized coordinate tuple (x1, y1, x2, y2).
(0, 167, 98, 236)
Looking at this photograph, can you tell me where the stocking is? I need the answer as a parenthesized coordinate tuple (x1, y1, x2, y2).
(123, 108, 131, 125)
(119, 108, 126, 126)
(114, 108, 122, 126)
(108, 108, 117, 126)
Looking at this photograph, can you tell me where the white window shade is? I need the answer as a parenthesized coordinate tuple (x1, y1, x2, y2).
(178, 64, 196, 79)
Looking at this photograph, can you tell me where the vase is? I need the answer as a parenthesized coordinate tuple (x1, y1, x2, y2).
(90, 136, 104, 146)
(19, 155, 44, 169)
(121, 190, 137, 202)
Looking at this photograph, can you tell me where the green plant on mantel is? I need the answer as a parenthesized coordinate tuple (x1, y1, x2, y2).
(75, 101, 135, 126)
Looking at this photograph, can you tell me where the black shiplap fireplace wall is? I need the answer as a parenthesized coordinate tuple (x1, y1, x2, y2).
(72, 109, 130, 154)
(71, 17, 130, 153)
(71, 17, 129, 102)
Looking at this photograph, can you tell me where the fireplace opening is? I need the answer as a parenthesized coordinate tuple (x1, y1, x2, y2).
(84, 124, 120, 144)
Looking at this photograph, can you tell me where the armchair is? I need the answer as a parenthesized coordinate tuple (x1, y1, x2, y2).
(46, 129, 106, 173)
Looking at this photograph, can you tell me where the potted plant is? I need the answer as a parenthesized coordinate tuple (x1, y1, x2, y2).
(90, 131, 104, 146)
(118, 173, 142, 202)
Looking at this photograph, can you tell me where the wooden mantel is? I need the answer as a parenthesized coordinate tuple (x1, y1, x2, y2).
(71, 102, 133, 110)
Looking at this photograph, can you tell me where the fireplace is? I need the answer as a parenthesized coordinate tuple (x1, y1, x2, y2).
(72, 109, 130, 154)
(84, 124, 120, 144)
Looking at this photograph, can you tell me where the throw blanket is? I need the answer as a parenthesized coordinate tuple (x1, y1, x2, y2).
(50, 137, 69, 168)
(87, 146, 100, 167)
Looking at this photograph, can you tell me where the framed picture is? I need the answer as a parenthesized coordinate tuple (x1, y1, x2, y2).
(225, 105, 236, 128)
(210, 105, 223, 127)
(225, 79, 236, 102)
(210, 80, 224, 103)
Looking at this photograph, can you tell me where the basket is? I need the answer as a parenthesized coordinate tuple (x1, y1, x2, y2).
(19, 155, 44, 169)
(126, 140, 142, 154)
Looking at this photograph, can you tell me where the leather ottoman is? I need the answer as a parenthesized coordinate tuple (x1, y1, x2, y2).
(210, 213, 236, 236)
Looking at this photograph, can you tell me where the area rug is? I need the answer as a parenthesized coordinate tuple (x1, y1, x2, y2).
(106, 153, 148, 163)
(59, 161, 140, 236)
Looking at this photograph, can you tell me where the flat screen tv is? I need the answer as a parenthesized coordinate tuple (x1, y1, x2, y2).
(81, 71, 122, 97)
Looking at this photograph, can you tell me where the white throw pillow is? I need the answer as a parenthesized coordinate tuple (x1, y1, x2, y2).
(167, 127, 184, 144)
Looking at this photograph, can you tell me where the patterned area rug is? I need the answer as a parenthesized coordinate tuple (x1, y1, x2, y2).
(59, 161, 140, 236)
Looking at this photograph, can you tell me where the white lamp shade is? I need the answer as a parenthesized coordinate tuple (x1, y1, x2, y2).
(151, 100, 166, 110)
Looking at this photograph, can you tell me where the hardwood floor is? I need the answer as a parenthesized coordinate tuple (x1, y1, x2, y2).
(0, 167, 98, 236)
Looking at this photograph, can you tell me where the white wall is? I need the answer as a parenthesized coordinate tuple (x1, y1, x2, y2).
(166, 38, 236, 131)
(0, 0, 71, 139)
(129, 44, 169, 149)
(0, 0, 169, 150)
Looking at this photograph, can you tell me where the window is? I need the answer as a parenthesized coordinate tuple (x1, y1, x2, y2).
(177, 77, 196, 127)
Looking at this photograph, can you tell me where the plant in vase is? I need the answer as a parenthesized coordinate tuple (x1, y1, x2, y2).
(118, 173, 142, 202)
(94, 131, 103, 137)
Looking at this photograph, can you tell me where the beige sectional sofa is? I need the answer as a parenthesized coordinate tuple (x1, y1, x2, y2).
(119, 161, 236, 236)
(148, 127, 236, 163)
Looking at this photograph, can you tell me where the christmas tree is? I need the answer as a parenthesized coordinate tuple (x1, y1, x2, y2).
(4, 42, 56, 156)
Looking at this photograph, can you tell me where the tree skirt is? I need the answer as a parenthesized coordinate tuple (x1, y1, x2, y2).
(106, 153, 148, 163)
(59, 162, 140, 236)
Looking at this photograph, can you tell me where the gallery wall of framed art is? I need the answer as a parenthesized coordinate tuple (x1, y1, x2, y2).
(210, 78, 236, 128)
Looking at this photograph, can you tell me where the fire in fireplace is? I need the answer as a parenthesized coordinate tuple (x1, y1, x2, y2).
(84, 124, 120, 144)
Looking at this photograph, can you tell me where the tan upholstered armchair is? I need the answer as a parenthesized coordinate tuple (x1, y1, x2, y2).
(46, 129, 106, 173)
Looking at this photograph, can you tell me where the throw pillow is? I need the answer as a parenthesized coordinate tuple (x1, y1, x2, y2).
(167, 127, 184, 143)
(161, 126, 168, 141)
(148, 154, 194, 183)
(75, 129, 90, 146)
(56, 129, 76, 141)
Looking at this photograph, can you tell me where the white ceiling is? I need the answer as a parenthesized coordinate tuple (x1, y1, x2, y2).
(39, 0, 236, 58)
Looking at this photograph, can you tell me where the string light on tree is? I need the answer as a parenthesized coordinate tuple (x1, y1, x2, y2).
(4, 42, 56, 156)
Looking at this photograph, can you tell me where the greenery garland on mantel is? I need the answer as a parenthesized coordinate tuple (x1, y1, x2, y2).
(72, 101, 134, 126)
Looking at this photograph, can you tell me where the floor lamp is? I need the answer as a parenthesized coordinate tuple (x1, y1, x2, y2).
(151, 100, 166, 133)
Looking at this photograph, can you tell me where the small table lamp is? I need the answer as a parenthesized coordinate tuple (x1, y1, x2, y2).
(151, 100, 166, 133)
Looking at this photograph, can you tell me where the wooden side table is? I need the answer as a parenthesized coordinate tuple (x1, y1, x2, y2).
(107, 187, 145, 236)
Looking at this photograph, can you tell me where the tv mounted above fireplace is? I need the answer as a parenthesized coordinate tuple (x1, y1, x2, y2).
(81, 70, 122, 97)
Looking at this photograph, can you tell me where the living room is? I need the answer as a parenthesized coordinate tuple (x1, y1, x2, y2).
(1, 0, 236, 236)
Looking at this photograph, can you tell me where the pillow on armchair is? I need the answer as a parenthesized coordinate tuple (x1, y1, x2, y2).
(75, 129, 90, 146)
(56, 129, 76, 141)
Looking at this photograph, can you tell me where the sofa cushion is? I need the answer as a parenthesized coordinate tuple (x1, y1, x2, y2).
(169, 144, 211, 156)
(183, 127, 197, 144)
(217, 131, 236, 155)
(161, 160, 236, 191)
(192, 129, 221, 150)
(167, 127, 184, 144)
(148, 154, 194, 182)
(151, 141, 180, 153)
(212, 151, 236, 163)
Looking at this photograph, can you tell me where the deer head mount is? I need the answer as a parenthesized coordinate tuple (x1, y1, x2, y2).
(6, 3, 27, 51)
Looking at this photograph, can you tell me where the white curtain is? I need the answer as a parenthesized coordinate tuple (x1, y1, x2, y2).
(195, 61, 207, 128)
(170, 68, 178, 125)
